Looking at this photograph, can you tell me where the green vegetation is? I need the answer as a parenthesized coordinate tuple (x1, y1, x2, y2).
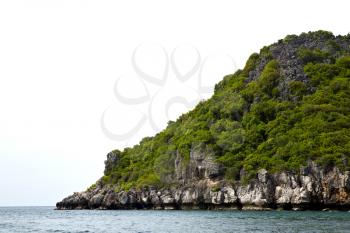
(102, 33, 350, 191)
(298, 47, 334, 64)
(87, 183, 97, 192)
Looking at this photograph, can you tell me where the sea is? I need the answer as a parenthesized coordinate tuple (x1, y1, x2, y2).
(0, 207, 349, 233)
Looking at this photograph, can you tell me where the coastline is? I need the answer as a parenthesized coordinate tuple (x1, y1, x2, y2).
(56, 161, 350, 211)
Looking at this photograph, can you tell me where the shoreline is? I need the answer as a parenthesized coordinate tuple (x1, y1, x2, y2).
(55, 206, 350, 211)
(56, 163, 350, 212)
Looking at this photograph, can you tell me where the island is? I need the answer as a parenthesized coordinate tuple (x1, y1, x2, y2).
(57, 31, 350, 211)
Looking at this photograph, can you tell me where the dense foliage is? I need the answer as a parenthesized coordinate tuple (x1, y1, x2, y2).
(103, 32, 350, 190)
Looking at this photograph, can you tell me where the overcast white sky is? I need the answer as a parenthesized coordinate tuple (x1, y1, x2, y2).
(0, 0, 349, 206)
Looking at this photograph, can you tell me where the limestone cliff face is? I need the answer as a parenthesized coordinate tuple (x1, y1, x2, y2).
(56, 147, 350, 210)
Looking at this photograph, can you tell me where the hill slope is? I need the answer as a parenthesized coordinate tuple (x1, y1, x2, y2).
(57, 31, 350, 210)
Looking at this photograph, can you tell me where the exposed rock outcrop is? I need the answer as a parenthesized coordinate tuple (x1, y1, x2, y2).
(247, 31, 350, 100)
(57, 153, 350, 211)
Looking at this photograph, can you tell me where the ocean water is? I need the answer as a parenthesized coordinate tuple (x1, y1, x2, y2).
(0, 207, 350, 233)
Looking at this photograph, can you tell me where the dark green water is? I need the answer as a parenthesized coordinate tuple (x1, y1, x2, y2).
(0, 207, 349, 232)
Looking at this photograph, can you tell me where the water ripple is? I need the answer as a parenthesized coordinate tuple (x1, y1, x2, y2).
(0, 207, 350, 233)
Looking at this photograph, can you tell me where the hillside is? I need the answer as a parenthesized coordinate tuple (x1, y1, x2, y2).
(57, 31, 350, 210)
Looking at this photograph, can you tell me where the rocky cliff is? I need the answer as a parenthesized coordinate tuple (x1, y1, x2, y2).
(57, 31, 350, 210)
(57, 147, 350, 210)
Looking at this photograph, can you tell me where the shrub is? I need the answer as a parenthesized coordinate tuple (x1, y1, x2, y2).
(241, 53, 260, 76)
(298, 48, 333, 64)
(289, 81, 308, 99)
(258, 60, 280, 97)
(283, 34, 298, 43)
(336, 56, 350, 69)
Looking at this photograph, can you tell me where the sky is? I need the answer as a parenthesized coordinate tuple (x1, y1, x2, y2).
(0, 0, 349, 206)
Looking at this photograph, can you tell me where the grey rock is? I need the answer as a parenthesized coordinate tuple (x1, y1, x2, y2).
(57, 163, 350, 210)
(104, 150, 120, 175)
